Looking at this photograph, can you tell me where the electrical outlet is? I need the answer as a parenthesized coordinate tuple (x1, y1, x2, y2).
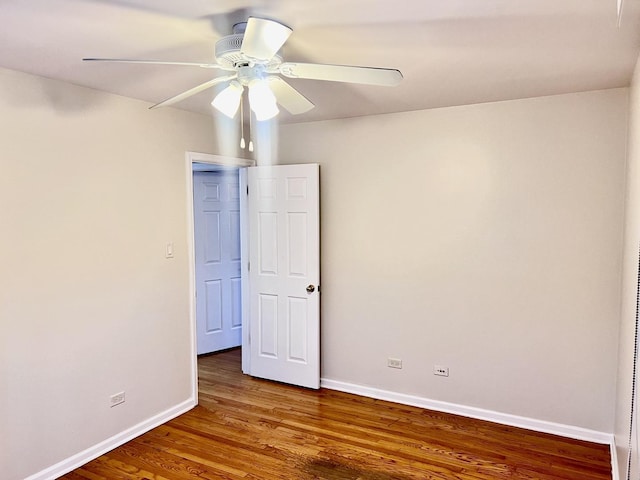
(110, 391, 125, 407)
(387, 358, 402, 369)
(434, 365, 449, 377)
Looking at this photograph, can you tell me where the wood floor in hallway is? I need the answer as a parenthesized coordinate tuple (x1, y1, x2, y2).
(61, 348, 612, 479)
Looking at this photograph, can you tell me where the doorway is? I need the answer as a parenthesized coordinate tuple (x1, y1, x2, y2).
(186, 153, 321, 399)
(186, 152, 254, 400)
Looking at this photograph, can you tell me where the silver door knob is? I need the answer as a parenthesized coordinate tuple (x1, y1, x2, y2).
(306, 285, 315, 293)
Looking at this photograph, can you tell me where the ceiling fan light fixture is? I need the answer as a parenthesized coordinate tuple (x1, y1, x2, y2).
(248, 80, 279, 121)
(211, 80, 243, 118)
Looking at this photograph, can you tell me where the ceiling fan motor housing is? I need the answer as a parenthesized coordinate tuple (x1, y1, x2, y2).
(215, 33, 283, 69)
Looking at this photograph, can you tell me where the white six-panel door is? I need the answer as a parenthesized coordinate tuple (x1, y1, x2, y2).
(194, 170, 242, 355)
(247, 164, 320, 389)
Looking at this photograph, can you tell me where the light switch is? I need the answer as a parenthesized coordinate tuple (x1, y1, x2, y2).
(165, 242, 174, 258)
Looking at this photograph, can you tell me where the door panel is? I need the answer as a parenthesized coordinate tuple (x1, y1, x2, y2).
(194, 170, 242, 354)
(204, 280, 223, 332)
(258, 294, 278, 357)
(247, 164, 320, 389)
(204, 212, 221, 262)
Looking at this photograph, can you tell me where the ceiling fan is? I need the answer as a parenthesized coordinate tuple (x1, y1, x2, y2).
(83, 16, 403, 121)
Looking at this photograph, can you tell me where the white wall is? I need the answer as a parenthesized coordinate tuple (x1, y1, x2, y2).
(615, 55, 640, 478)
(279, 89, 628, 432)
(0, 68, 215, 480)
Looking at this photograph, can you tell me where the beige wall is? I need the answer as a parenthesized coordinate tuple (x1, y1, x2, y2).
(0, 64, 631, 478)
(0, 68, 215, 480)
(615, 55, 640, 478)
(279, 89, 628, 432)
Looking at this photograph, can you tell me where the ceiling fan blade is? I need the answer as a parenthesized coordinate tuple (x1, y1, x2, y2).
(83, 58, 223, 69)
(150, 74, 237, 109)
(279, 63, 403, 86)
(240, 17, 292, 62)
(268, 77, 314, 115)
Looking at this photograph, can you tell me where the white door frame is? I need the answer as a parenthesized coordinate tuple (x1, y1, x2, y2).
(185, 151, 254, 402)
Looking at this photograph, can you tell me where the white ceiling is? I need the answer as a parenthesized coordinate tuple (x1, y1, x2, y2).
(0, 0, 639, 123)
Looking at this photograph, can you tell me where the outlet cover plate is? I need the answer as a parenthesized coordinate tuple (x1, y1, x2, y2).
(110, 391, 125, 407)
(387, 358, 403, 369)
(434, 365, 449, 377)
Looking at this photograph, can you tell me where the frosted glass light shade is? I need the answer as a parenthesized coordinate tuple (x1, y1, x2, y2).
(241, 17, 292, 62)
(211, 81, 243, 118)
(248, 80, 279, 121)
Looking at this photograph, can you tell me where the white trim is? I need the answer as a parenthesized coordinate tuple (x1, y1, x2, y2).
(239, 168, 251, 374)
(321, 378, 614, 445)
(611, 435, 621, 480)
(185, 151, 255, 377)
(187, 151, 254, 168)
(25, 399, 195, 480)
(185, 153, 199, 403)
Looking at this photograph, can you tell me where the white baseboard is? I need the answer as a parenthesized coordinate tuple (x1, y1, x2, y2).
(322, 378, 619, 479)
(321, 378, 614, 445)
(25, 398, 196, 480)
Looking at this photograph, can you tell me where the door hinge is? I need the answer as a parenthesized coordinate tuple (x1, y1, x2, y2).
(247, 261, 250, 272)
(246, 185, 249, 195)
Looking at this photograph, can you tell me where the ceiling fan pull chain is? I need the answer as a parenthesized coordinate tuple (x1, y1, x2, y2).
(240, 94, 246, 149)
(248, 107, 254, 153)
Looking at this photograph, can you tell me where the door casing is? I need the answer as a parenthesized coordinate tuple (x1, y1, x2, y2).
(186, 153, 320, 397)
(186, 152, 254, 402)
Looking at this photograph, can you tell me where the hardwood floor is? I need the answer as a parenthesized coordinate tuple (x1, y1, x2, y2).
(62, 349, 611, 479)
